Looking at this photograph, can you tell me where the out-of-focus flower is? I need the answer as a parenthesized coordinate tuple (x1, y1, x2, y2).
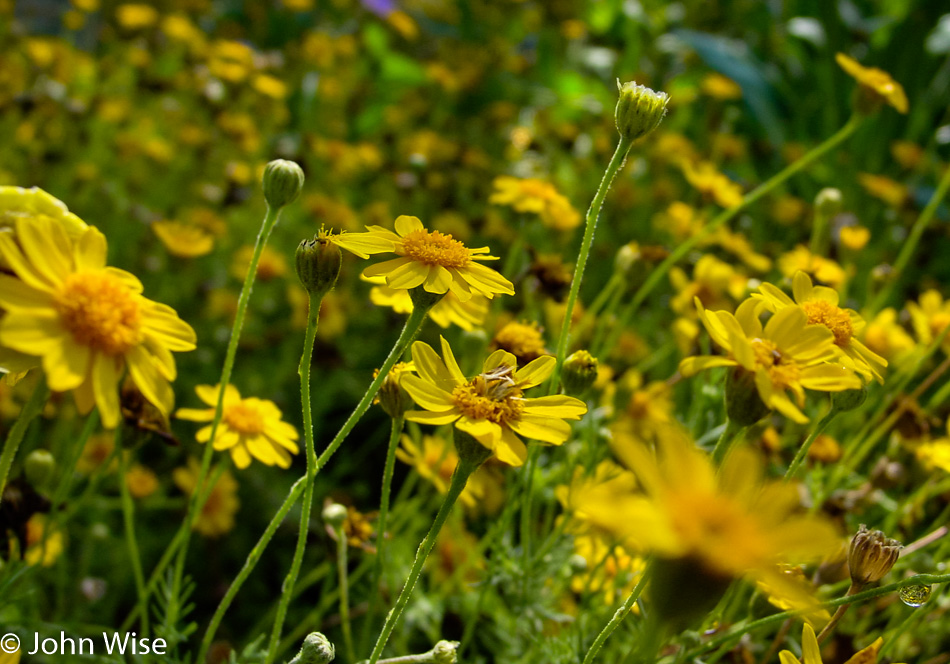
(701, 72, 742, 100)
(489, 176, 581, 230)
(908, 290, 950, 351)
(152, 221, 215, 258)
(681, 161, 743, 208)
(491, 320, 548, 363)
(836, 53, 908, 114)
(778, 245, 846, 289)
(780, 623, 885, 664)
(173, 458, 240, 537)
(125, 463, 159, 499)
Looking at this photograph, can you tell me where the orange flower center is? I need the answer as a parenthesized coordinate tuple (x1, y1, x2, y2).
(801, 299, 853, 345)
(451, 366, 524, 425)
(56, 271, 143, 355)
(224, 401, 265, 435)
(399, 229, 471, 268)
(751, 338, 800, 390)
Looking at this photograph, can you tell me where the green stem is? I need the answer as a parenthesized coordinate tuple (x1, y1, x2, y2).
(785, 407, 838, 481)
(816, 582, 862, 643)
(117, 433, 149, 636)
(197, 476, 307, 664)
(364, 415, 406, 648)
(551, 136, 633, 390)
(0, 376, 49, 505)
(366, 454, 481, 664)
(711, 419, 744, 465)
(335, 521, 355, 664)
(869, 162, 950, 315)
(580, 559, 653, 664)
(602, 115, 864, 358)
(169, 203, 283, 616)
(265, 291, 324, 664)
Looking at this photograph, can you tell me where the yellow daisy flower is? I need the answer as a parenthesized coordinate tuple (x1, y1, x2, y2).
(331, 215, 514, 302)
(0, 216, 196, 427)
(489, 176, 581, 230)
(173, 457, 240, 537)
(778, 245, 846, 289)
(573, 435, 839, 584)
(679, 299, 862, 423)
(755, 271, 887, 382)
(151, 220, 215, 258)
(0, 186, 87, 238)
(780, 623, 886, 664)
(861, 308, 915, 363)
(491, 320, 548, 363)
(396, 433, 501, 511)
(908, 289, 950, 351)
(176, 384, 300, 469)
(399, 337, 587, 466)
(368, 283, 488, 331)
(836, 52, 908, 114)
(680, 160, 743, 208)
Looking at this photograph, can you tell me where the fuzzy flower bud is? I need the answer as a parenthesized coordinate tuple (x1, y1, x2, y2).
(296, 229, 342, 296)
(262, 159, 304, 209)
(849, 524, 901, 585)
(815, 188, 843, 217)
(322, 502, 348, 529)
(288, 632, 335, 664)
(724, 367, 770, 427)
(431, 640, 459, 664)
(615, 80, 669, 143)
(561, 350, 599, 397)
(374, 362, 415, 419)
(24, 449, 55, 489)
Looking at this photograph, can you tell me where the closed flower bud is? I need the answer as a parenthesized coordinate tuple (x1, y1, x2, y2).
(561, 350, 598, 397)
(815, 188, 843, 217)
(832, 386, 867, 412)
(24, 449, 55, 489)
(849, 524, 901, 585)
(289, 632, 335, 664)
(431, 640, 459, 664)
(322, 502, 348, 529)
(374, 362, 415, 419)
(296, 229, 342, 296)
(262, 159, 304, 209)
(615, 80, 670, 143)
(724, 367, 770, 427)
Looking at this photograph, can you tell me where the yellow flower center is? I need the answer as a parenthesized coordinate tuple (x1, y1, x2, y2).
(801, 299, 853, 346)
(399, 229, 471, 268)
(56, 272, 143, 355)
(518, 179, 553, 201)
(751, 338, 800, 390)
(224, 401, 265, 435)
(451, 366, 524, 425)
(493, 322, 547, 361)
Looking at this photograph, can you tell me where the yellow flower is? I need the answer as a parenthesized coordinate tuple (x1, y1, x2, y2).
(116, 3, 159, 30)
(778, 245, 846, 289)
(253, 74, 288, 99)
(611, 372, 682, 449)
(0, 216, 196, 427)
(669, 254, 748, 317)
(755, 271, 887, 382)
(680, 160, 743, 208)
(836, 53, 908, 114)
(400, 337, 587, 466)
(756, 565, 831, 629)
(573, 435, 839, 582)
(173, 458, 240, 537)
(331, 215, 514, 302)
(396, 434, 502, 511)
(680, 299, 862, 423)
(861, 308, 915, 363)
(908, 289, 950, 351)
(780, 623, 885, 664)
(701, 72, 742, 100)
(0, 186, 87, 238)
(489, 176, 581, 230)
(176, 384, 300, 469)
(858, 173, 908, 207)
(915, 419, 950, 474)
(125, 463, 159, 498)
(24, 515, 65, 567)
(152, 221, 215, 258)
(839, 225, 870, 250)
(571, 533, 646, 606)
(368, 283, 488, 331)
(491, 320, 548, 363)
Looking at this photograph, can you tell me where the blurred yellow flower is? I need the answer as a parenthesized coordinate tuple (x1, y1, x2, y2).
(701, 72, 742, 100)
(839, 225, 870, 250)
(25, 515, 65, 567)
(669, 254, 748, 316)
(861, 307, 915, 362)
(331, 215, 514, 301)
(491, 320, 548, 363)
(681, 160, 743, 208)
(836, 53, 908, 114)
(125, 463, 159, 498)
(400, 337, 586, 466)
(396, 434, 502, 511)
(173, 458, 240, 537)
(368, 283, 488, 331)
(858, 173, 908, 207)
(116, 4, 158, 29)
(778, 245, 846, 289)
(176, 384, 300, 469)
(780, 623, 884, 664)
(152, 221, 215, 258)
(489, 176, 581, 230)
(680, 299, 862, 423)
(908, 289, 950, 351)
(0, 216, 196, 427)
(231, 245, 287, 281)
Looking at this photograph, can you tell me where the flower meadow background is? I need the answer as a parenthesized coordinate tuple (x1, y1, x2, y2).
(2, 0, 950, 663)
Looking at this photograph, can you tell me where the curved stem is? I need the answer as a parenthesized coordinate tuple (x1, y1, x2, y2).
(169, 203, 283, 615)
(785, 407, 838, 481)
(816, 582, 862, 643)
(197, 476, 307, 663)
(602, 115, 864, 358)
(366, 456, 480, 664)
(0, 376, 49, 505)
(580, 559, 653, 664)
(551, 136, 633, 390)
(265, 291, 324, 663)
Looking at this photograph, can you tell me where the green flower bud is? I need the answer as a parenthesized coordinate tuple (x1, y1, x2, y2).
(561, 350, 598, 397)
(815, 188, 843, 217)
(322, 502, 348, 529)
(615, 80, 670, 143)
(24, 449, 55, 489)
(431, 641, 459, 664)
(374, 362, 414, 419)
(262, 159, 304, 209)
(724, 367, 770, 427)
(289, 632, 335, 664)
(832, 386, 867, 412)
(296, 229, 342, 296)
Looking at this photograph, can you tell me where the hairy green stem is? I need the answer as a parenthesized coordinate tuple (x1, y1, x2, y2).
(785, 407, 838, 480)
(335, 521, 355, 663)
(265, 291, 324, 663)
(117, 433, 150, 635)
(580, 559, 653, 664)
(0, 376, 49, 505)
